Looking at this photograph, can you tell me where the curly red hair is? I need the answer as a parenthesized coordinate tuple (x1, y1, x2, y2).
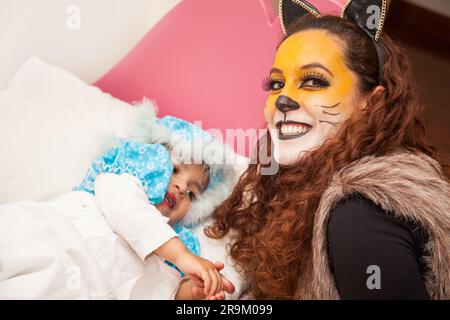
(205, 15, 449, 299)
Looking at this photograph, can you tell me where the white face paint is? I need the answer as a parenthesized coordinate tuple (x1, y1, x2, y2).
(264, 30, 360, 165)
(268, 105, 342, 165)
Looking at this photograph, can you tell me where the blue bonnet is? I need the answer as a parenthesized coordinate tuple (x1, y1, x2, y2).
(125, 99, 243, 227)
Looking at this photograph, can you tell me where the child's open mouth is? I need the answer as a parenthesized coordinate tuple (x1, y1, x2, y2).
(163, 192, 176, 209)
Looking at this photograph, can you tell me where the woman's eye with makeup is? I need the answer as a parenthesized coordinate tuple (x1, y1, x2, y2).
(300, 75, 330, 88)
(262, 77, 285, 92)
(270, 80, 285, 91)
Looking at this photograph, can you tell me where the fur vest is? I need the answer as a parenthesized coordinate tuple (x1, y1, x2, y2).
(303, 151, 450, 300)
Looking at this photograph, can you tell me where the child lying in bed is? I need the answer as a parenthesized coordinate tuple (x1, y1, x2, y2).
(0, 113, 236, 299)
(74, 139, 226, 298)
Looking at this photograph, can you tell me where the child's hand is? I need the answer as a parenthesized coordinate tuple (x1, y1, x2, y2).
(174, 251, 223, 298)
(190, 262, 235, 300)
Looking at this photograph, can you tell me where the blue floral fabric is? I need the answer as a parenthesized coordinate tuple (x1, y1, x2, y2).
(156, 116, 209, 142)
(74, 140, 173, 205)
(157, 116, 223, 187)
(74, 140, 200, 276)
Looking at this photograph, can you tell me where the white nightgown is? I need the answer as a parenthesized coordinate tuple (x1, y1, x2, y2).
(0, 173, 245, 299)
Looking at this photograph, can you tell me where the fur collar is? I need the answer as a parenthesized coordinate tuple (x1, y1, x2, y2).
(309, 151, 450, 299)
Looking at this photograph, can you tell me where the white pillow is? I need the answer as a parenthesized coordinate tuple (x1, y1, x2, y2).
(0, 56, 153, 203)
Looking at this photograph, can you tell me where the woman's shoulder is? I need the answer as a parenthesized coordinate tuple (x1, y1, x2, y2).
(323, 151, 448, 241)
(326, 193, 430, 299)
(334, 151, 446, 186)
(327, 193, 428, 263)
(329, 194, 424, 236)
(328, 194, 397, 233)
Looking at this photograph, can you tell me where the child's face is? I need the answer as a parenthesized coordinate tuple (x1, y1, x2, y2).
(155, 163, 209, 225)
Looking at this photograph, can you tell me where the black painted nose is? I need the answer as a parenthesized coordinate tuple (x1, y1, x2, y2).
(275, 95, 300, 113)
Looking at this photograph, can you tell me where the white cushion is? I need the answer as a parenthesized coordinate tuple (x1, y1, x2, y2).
(0, 56, 151, 203)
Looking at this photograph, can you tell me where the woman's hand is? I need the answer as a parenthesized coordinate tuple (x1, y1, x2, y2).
(174, 262, 235, 300)
(174, 251, 224, 298)
(189, 262, 235, 300)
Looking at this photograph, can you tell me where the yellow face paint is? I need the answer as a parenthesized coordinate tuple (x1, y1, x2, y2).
(264, 30, 360, 165)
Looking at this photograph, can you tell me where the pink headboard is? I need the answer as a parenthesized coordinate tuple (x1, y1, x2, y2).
(95, 0, 282, 155)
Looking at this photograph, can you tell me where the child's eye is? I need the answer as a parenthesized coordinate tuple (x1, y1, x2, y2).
(173, 166, 179, 174)
(188, 191, 196, 201)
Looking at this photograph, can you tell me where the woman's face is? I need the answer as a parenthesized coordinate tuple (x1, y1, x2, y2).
(264, 29, 363, 165)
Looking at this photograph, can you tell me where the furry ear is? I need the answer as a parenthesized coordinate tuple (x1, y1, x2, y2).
(279, 0, 321, 35)
(342, 0, 387, 41)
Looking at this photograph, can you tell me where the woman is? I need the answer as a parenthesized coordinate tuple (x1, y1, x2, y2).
(187, 3, 450, 299)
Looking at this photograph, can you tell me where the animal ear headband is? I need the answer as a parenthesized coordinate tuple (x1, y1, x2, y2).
(279, 0, 388, 84)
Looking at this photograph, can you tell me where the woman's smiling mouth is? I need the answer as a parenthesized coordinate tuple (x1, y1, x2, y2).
(276, 120, 312, 140)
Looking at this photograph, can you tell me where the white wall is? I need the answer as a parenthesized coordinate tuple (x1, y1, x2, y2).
(0, 0, 181, 88)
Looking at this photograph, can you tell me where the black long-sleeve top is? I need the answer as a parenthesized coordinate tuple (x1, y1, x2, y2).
(326, 194, 430, 299)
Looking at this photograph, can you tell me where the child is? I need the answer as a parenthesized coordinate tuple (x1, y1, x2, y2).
(0, 108, 237, 299)
(74, 139, 223, 298)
